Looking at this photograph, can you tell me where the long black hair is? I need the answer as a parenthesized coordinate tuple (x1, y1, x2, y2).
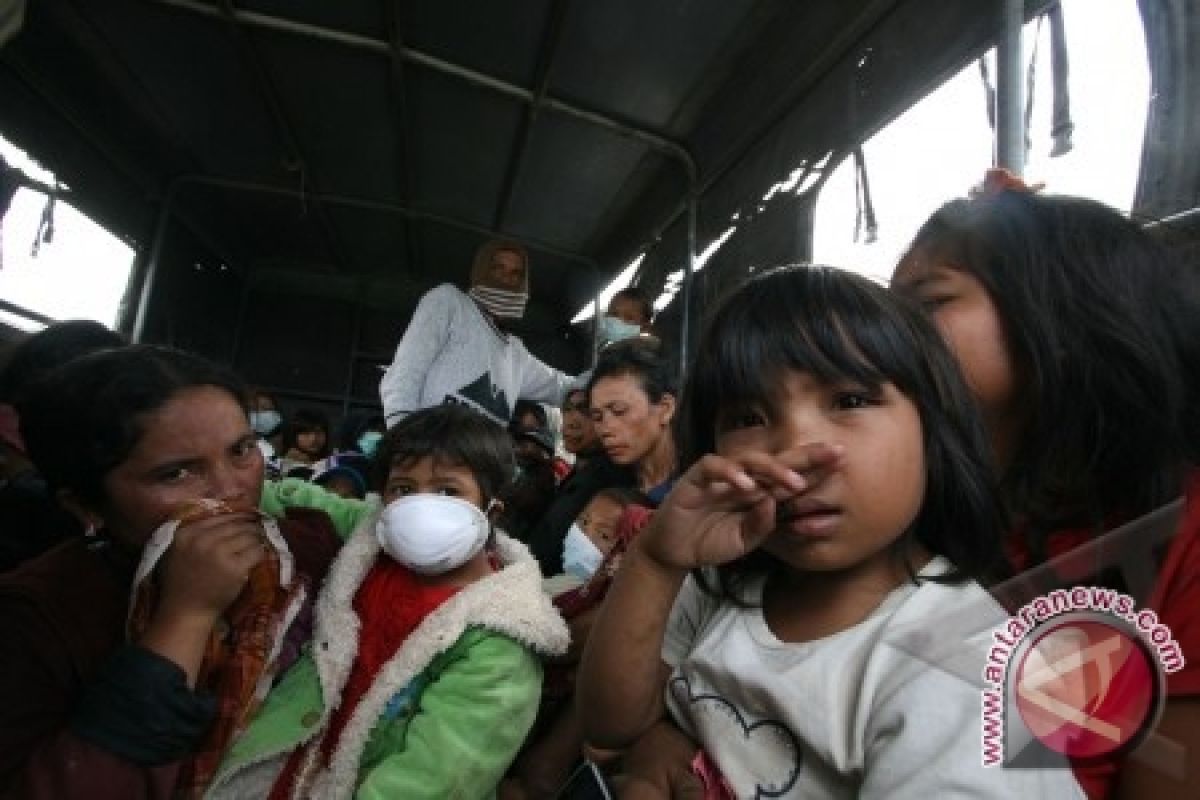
(18, 345, 249, 507)
(900, 191, 1200, 558)
(678, 264, 1007, 602)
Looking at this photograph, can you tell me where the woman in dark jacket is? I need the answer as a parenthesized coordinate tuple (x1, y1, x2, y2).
(0, 345, 340, 799)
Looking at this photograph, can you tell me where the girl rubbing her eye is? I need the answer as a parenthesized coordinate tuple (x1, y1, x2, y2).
(577, 265, 1084, 798)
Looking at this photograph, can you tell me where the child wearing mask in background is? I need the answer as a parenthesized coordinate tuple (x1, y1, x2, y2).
(220, 404, 568, 799)
(545, 488, 648, 594)
(597, 287, 655, 347)
(503, 489, 652, 799)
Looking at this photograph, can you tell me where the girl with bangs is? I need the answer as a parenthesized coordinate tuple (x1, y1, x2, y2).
(578, 265, 1083, 798)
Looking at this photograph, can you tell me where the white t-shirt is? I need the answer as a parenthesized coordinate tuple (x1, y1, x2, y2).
(662, 559, 1085, 799)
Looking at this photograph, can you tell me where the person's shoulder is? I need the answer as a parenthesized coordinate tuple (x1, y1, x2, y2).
(0, 538, 123, 603)
(672, 570, 739, 626)
(423, 283, 468, 303)
(0, 539, 128, 670)
(880, 567, 1003, 649)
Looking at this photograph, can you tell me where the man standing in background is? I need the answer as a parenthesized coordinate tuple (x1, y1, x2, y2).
(380, 239, 579, 426)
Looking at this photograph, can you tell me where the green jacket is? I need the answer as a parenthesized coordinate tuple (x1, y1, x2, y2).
(260, 478, 373, 541)
(214, 494, 570, 800)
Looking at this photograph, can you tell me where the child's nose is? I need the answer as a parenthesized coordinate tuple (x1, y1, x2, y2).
(771, 411, 827, 453)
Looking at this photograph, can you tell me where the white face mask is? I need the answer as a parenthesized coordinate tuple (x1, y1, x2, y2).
(249, 409, 283, 436)
(597, 315, 642, 344)
(376, 494, 492, 575)
(562, 522, 605, 581)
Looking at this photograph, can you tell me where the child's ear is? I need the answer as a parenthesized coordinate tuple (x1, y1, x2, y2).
(56, 489, 103, 535)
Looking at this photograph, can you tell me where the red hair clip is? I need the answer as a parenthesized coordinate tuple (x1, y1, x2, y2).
(970, 167, 1045, 198)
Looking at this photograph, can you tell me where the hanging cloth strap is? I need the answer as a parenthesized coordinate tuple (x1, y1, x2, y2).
(30, 187, 55, 258)
(852, 147, 878, 244)
(1024, 15, 1045, 159)
(1047, 1, 1074, 156)
(979, 57, 997, 131)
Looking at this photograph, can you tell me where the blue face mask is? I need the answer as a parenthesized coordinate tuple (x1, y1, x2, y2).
(357, 430, 384, 458)
(597, 315, 641, 344)
(562, 522, 605, 580)
(249, 409, 283, 437)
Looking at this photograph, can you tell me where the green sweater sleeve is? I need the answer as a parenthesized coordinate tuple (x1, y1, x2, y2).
(356, 633, 543, 800)
(259, 478, 373, 541)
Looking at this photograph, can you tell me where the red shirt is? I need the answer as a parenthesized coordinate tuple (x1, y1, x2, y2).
(1005, 471, 1200, 798)
(269, 559, 459, 799)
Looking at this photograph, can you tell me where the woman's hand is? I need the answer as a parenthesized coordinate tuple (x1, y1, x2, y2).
(640, 444, 842, 571)
(137, 511, 267, 685)
(156, 511, 267, 624)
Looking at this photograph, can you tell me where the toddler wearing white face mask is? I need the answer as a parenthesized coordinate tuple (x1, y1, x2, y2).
(543, 488, 648, 596)
(219, 405, 568, 800)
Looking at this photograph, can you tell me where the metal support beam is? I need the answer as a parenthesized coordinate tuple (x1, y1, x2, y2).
(151, 0, 696, 178)
(342, 281, 367, 419)
(996, 0, 1025, 174)
(0, 298, 56, 327)
(1, 53, 156, 204)
(161, 174, 599, 269)
(217, 0, 353, 273)
(131, 188, 175, 342)
(493, 0, 572, 230)
(151, 0, 699, 360)
(679, 193, 698, 380)
(382, 0, 421, 275)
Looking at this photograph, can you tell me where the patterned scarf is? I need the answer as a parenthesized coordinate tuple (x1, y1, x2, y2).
(468, 285, 528, 320)
(126, 502, 308, 798)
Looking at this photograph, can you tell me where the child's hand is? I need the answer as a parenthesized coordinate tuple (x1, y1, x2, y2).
(641, 443, 841, 570)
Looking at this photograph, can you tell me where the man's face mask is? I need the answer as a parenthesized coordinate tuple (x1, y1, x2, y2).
(597, 315, 641, 344)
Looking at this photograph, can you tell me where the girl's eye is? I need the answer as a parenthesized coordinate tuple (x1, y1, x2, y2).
(721, 409, 766, 431)
(155, 466, 192, 484)
(388, 485, 413, 497)
(920, 295, 953, 311)
(436, 486, 461, 497)
(832, 390, 875, 411)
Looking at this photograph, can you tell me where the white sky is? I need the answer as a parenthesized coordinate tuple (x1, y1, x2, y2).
(1, 0, 1150, 330)
(0, 145, 134, 331)
(812, 0, 1150, 282)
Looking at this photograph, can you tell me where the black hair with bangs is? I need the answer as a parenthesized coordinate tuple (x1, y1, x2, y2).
(678, 264, 1007, 602)
(373, 403, 517, 503)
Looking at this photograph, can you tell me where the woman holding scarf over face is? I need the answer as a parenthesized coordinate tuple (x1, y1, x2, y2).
(379, 240, 581, 428)
(0, 346, 341, 800)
